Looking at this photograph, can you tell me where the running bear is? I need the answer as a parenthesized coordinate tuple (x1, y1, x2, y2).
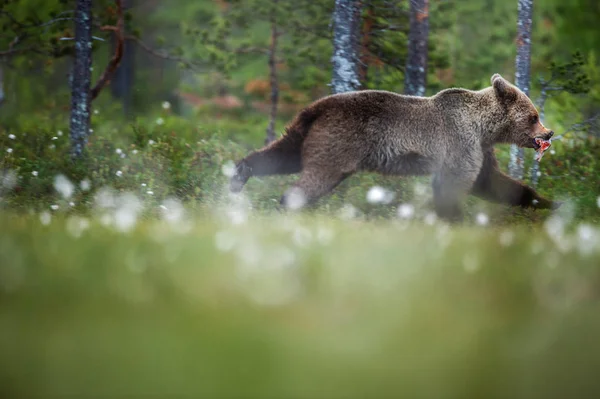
(230, 74, 558, 221)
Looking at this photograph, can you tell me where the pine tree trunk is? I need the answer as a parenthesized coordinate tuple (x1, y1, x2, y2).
(331, 0, 362, 94)
(111, 0, 134, 117)
(509, 0, 533, 180)
(358, 5, 374, 85)
(69, 0, 93, 159)
(404, 0, 429, 96)
(0, 63, 5, 105)
(265, 18, 279, 145)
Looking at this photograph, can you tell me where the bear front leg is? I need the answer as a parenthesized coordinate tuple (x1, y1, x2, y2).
(471, 149, 559, 209)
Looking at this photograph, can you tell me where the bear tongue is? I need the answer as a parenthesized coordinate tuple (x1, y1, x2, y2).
(534, 138, 552, 162)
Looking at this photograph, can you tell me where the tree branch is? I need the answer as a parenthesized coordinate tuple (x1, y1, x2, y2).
(235, 46, 269, 55)
(124, 34, 205, 68)
(553, 113, 600, 141)
(0, 46, 35, 58)
(90, 0, 124, 100)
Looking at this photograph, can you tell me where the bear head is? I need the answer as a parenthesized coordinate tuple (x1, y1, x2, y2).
(490, 73, 553, 150)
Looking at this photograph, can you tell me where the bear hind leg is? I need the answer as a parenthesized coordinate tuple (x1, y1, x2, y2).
(280, 168, 350, 210)
(433, 161, 481, 223)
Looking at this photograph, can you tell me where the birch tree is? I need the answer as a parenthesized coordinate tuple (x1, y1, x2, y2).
(508, 0, 533, 180)
(404, 0, 429, 96)
(331, 0, 362, 94)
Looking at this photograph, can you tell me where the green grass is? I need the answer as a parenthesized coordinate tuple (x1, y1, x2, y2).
(1, 212, 600, 398)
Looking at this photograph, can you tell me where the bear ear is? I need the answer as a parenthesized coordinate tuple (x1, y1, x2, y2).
(491, 74, 516, 103)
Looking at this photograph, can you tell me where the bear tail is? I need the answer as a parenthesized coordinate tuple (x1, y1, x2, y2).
(229, 106, 321, 193)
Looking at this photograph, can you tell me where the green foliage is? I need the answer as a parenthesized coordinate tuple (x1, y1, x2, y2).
(0, 0, 115, 59)
(0, 0, 598, 224)
(2, 107, 599, 223)
(542, 51, 591, 95)
(0, 114, 247, 211)
(2, 214, 600, 397)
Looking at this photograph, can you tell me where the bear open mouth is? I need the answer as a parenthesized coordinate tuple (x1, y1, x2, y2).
(533, 137, 552, 162)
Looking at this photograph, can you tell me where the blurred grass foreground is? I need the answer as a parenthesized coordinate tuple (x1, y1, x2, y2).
(1, 206, 600, 398)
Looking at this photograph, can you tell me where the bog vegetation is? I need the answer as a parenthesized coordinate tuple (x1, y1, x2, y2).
(1, 0, 600, 397)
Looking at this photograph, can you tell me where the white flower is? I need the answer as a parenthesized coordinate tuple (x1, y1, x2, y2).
(32, 171, 38, 177)
(424, 212, 437, 225)
(132, 149, 139, 155)
(89, 128, 94, 133)
(141, 183, 147, 187)
(339, 204, 358, 220)
(50, 204, 59, 211)
(69, 201, 75, 207)
(285, 187, 306, 210)
(156, 117, 164, 126)
(476, 212, 489, 226)
(8, 134, 15, 140)
(146, 190, 154, 195)
(367, 186, 395, 204)
(40, 211, 52, 225)
(397, 203, 415, 219)
(116, 170, 123, 177)
(162, 101, 171, 110)
(52, 136, 58, 140)
(115, 148, 122, 154)
(57, 130, 63, 136)
(6, 148, 12, 153)
(94, 109, 99, 115)
(221, 161, 236, 177)
(80, 178, 91, 191)
(54, 174, 74, 199)
(148, 139, 155, 145)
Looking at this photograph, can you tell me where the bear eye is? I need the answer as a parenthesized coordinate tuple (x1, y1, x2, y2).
(530, 115, 538, 125)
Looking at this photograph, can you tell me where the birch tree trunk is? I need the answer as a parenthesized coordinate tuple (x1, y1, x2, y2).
(509, 0, 533, 179)
(69, 0, 93, 159)
(404, 0, 429, 96)
(331, 0, 362, 94)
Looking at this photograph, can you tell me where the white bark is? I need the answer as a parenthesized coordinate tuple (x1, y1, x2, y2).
(405, 0, 429, 96)
(69, 0, 93, 159)
(509, 0, 533, 180)
(331, 0, 361, 94)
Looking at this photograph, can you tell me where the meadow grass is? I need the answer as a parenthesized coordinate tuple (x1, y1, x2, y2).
(1, 211, 600, 398)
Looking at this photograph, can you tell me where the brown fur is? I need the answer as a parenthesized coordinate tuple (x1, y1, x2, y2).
(230, 74, 558, 222)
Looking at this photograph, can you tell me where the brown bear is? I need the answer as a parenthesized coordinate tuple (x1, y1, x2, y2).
(230, 74, 558, 222)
